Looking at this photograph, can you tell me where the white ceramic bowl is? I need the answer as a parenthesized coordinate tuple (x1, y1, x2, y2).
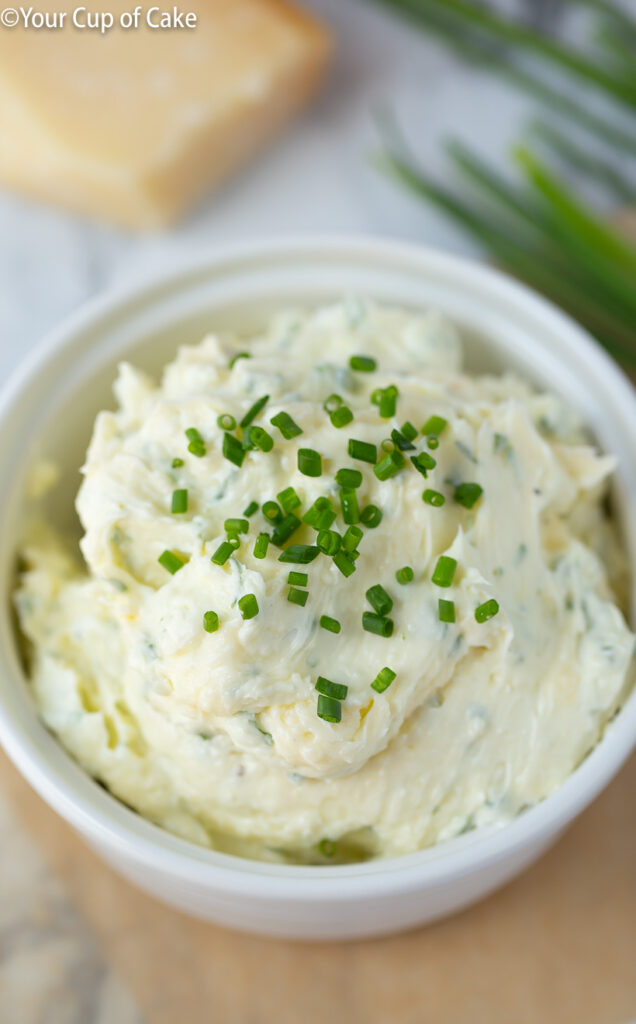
(0, 238, 634, 940)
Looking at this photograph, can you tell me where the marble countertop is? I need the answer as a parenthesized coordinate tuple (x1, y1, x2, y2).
(1, 3, 632, 1023)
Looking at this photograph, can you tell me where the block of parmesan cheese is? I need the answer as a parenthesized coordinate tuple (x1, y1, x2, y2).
(0, 0, 332, 228)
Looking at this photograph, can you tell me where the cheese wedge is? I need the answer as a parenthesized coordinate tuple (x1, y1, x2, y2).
(0, 0, 332, 228)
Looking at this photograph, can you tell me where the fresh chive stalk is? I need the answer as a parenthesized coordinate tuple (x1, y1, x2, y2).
(475, 598, 500, 623)
(171, 489, 188, 514)
(240, 395, 269, 429)
(350, 355, 377, 372)
(254, 533, 270, 559)
(320, 615, 341, 633)
(278, 545, 320, 564)
(158, 550, 187, 574)
(366, 584, 393, 616)
(360, 504, 382, 527)
(432, 555, 457, 588)
(371, 666, 396, 693)
(454, 482, 483, 509)
(362, 611, 394, 637)
(298, 448, 323, 477)
(270, 411, 303, 439)
(203, 610, 219, 633)
(317, 694, 342, 723)
(423, 489, 445, 507)
(316, 676, 348, 700)
(439, 599, 456, 623)
(271, 514, 301, 547)
(238, 593, 259, 620)
(330, 406, 354, 428)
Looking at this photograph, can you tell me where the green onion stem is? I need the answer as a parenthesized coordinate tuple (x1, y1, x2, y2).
(371, 0, 636, 110)
(377, 149, 636, 368)
(530, 120, 636, 206)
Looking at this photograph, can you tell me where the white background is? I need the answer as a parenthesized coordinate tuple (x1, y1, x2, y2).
(0, 0, 604, 378)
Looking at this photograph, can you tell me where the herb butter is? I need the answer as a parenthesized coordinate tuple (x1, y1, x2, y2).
(15, 300, 635, 863)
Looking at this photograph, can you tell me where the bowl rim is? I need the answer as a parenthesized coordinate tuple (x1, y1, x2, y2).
(1, 233, 635, 901)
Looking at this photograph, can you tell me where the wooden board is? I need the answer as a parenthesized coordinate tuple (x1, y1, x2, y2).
(1, 745, 635, 1024)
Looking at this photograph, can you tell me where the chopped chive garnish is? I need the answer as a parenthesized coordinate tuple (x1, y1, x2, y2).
(366, 584, 393, 616)
(391, 428, 416, 451)
(171, 489, 188, 514)
(263, 500, 283, 523)
(224, 518, 248, 534)
(243, 500, 259, 517)
(288, 587, 308, 607)
(411, 452, 437, 477)
(253, 533, 269, 559)
(238, 593, 259, 620)
(271, 513, 301, 547)
(316, 676, 348, 700)
(270, 411, 303, 439)
(277, 486, 301, 512)
(158, 550, 186, 574)
(362, 612, 394, 637)
(439, 599, 456, 623)
(211, 541, 235, 565)
(323, 394, 342, 413)
(360, 504, 382, 528)
(320, 615, 341, 634)
(380, 439, 395, 454)
(455, 482, 484, 509)
(422, 415, 447, 436)
(333, 552, 356, 577)
(371, 666, 396, 693)
(340, 489, 360, 525)
(226, 534, 241, 551)
(348, 439, 377, 464)
(203, 610, 219, 633)
(217, 413, 236, 431)
(330, 406, 354, 429)
(319, 838, 337, 857)
(427, 436, 440, 450)
(245, 425, 273, 452)
(288, 571, 308, 586)
(222, 431, 245, 467)
(335, 467, 363, 489)
(374, 450, 405, 481)
(343, 525, 363, 551)
(401, 421, 418, 442)
(298, 448, 322, 477)
(475, 599, 500, 623)
(317, 529, 341, 555)
(317, 694, 341, 723)
(240, 395, 269, 430)
(349, 549, 360, 562)
(372, 385, 398, 418)
(185, 428, 206, 457)
(432, 555, 457, 588)
(172, 457, 184, 468)
(304, 497, 336, 531)
(278, 545, 320, 564)
(349, 355, 377, 372)
(229, 351, 250, 368)
(396, 566, 414, 585)
(423, 489, 445, 507)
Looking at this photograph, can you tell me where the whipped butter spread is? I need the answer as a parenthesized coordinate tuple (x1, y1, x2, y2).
(15, 300, 634, 863)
